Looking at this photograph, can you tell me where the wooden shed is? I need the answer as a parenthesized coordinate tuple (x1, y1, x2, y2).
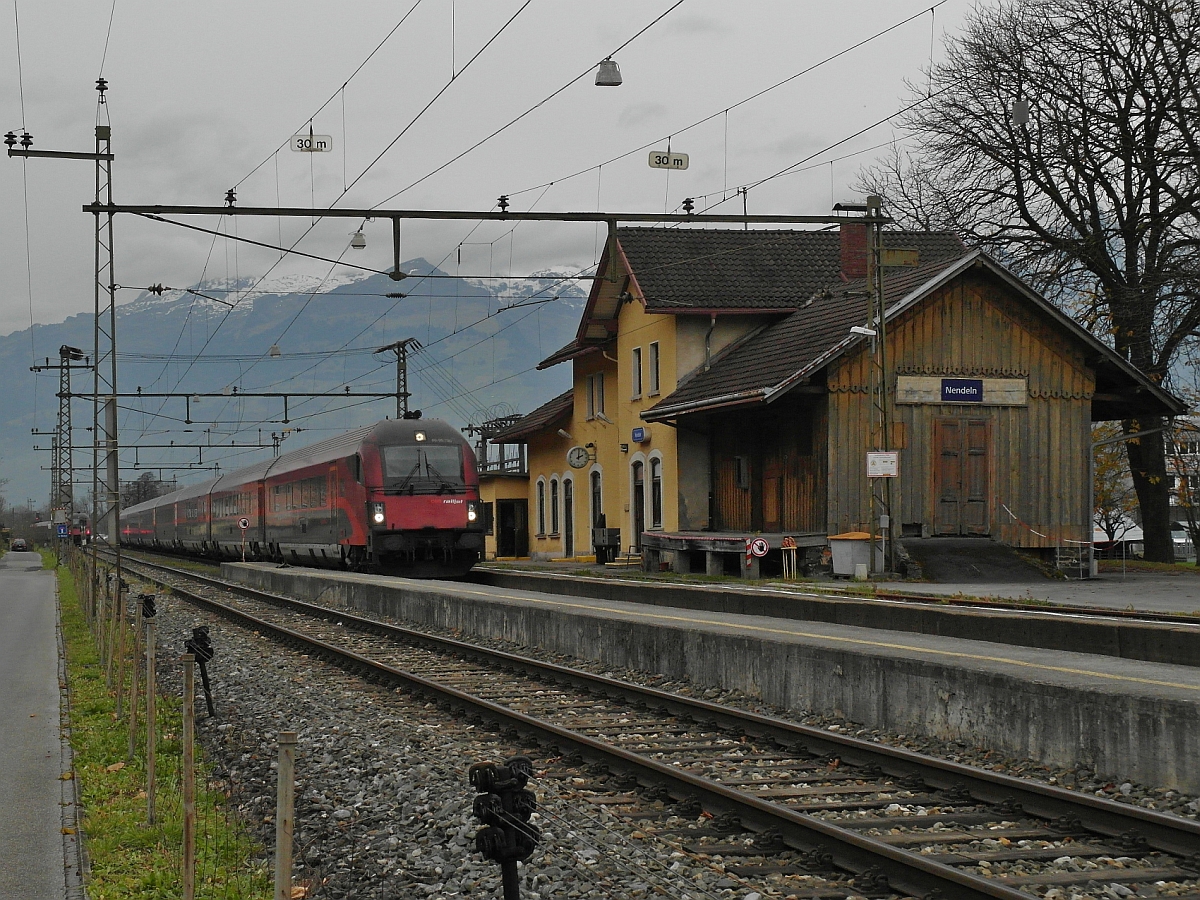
(642, 247, 1183, 567)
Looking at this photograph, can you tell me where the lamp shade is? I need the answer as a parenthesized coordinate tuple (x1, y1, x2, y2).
(350, 230, 367, 250)
(595, 58, 622, 86)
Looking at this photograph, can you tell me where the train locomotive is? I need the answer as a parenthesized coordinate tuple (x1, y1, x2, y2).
(121, 419, 486, 577)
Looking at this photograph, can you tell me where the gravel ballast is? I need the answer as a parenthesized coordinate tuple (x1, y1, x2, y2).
(136, 567, 1198, 900)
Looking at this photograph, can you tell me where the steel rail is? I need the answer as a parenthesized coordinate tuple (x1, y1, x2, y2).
(119, 554, 1200, 854)
(128, 561, 1031, 899)
(117, 550, 1200, 862)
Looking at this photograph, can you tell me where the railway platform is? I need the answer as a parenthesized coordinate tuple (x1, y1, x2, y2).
(224, 561, 1200, 795)
(0, 550, 85, 900)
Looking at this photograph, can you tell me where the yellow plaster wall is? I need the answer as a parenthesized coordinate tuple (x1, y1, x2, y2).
(616, 298, 680, 540)
(478, 475, 529, 559)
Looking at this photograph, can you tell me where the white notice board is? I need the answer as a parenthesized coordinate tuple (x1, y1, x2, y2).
(867, 451, 899, 478)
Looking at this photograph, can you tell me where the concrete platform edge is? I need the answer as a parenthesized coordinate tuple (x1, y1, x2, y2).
(468, 568, 1200, 669)
(225, 564, 1200, 793)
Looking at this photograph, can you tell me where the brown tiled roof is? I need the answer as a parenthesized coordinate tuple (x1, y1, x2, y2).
(641, 253, 970, 420)
(618, 227, 966, 311)
(643, 250, 1186, 421)
(491, 389, 573, 443)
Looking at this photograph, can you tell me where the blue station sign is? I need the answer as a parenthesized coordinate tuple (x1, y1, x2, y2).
(57, 523, 69, 538)
(941, 378, 984, 403)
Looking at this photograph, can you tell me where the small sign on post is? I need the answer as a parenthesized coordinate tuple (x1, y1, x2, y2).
(238, 516, 250, 562)
(867, 451, 899, 478)
(648, 150, 689, 170)
(291, 132, 333, 152)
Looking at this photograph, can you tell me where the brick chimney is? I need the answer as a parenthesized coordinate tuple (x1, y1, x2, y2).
(840, 221, 869, 280)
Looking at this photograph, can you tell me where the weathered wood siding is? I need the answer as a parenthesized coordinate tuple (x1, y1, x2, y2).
(711, 396, 827, 533)
(826, 271, 1094, 548)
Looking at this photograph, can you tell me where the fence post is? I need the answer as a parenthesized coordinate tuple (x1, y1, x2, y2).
(145, 616, 157, 824)
(115, 580, 127, 718)
(127, 606, 139, 760)
(274, 731, 298, 900)
(182, 653, 196, 900)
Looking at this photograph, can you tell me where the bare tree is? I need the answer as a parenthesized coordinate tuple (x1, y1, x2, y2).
(1168, 416, 1200, 564)
(1092, 424, 1139, 547)
(122, 472, 166, 507)
(860, 0, 1200, 561)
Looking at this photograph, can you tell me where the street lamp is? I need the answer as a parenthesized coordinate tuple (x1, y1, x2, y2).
(595, 58, 622, 86)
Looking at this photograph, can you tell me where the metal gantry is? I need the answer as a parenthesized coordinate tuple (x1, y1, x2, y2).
(374, 338, 422, 418)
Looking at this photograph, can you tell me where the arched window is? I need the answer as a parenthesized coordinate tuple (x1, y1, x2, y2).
(632, 461, 645, 550)
(650, 457, 663, 529)
(563, 478, 574, 557)
(550, 478, 560, 534)
(536, 479, 546, 536)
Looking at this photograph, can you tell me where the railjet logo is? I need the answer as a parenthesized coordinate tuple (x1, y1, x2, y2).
(941, 378, 984, 402)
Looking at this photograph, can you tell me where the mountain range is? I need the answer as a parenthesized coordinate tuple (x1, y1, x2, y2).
(0, 259, 583, 510)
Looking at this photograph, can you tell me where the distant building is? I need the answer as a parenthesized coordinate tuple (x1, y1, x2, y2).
(481, 224, 1182, 575)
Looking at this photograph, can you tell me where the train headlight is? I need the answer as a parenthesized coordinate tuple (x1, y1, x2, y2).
(467, 501, 479, 522)
(371, 502, 386, 525)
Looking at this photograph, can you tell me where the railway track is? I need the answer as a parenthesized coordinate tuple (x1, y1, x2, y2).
(110, 551, 1200, 899)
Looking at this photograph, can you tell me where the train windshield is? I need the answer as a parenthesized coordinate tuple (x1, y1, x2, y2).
(382, 444, 464, 492)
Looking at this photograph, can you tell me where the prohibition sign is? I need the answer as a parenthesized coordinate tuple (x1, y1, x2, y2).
(749, 538, 769, 558)
(238, 516, 250, 531)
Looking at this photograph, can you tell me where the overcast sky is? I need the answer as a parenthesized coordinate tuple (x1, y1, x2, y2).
(1, 0, 980, 340)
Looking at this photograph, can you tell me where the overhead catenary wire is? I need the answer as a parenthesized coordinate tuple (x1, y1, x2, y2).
(151, 0, 539, 417)
(233, 0, 427, 190)
(114, 3, 936, 482)
(122, 3, 671, 466)
(371, 0, 688, 208)
(500, 2, 949, 204)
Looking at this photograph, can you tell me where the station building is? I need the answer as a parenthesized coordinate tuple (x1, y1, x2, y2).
(481, 223, 1182, 575)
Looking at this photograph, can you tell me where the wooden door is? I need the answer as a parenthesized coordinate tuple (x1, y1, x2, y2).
(632, 462, 645, 550)
(762, 456, 783, 532)
(934, 417, 990, 535)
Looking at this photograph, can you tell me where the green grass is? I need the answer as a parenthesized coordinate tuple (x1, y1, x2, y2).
(1096, 558, 1200, 575)
(58, 560, 270, 899)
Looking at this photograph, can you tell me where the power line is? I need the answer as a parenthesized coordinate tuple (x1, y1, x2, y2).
(97, 0, 118, 78)
(233, 0, 427, 190)
(502, 2, 947, 203)
(372, 0, 688, 207)
(341, 0, 533, 204)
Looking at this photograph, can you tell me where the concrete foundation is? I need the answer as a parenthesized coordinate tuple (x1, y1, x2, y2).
(225, 563, 1200, 793)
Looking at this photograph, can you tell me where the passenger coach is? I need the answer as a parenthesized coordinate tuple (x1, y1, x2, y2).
(122, 419, 486, 577)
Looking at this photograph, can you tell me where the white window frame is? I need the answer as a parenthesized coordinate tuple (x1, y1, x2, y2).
(631, 346, 643, 399)
(549, 476, 560, 535)
(535, 477, 547, 537)
(648, 341, 660, 396)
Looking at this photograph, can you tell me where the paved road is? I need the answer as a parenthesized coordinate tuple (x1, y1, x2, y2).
(875, 572, 1200, 615)
(0, 551, 76, 900)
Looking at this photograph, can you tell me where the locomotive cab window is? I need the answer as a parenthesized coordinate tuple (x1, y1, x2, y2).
(382, 444, 464, 490)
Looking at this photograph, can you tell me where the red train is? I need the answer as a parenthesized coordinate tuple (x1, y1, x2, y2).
(121, 419, 486, 577)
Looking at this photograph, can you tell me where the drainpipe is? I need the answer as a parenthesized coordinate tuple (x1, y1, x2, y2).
(704, 313, 717, 372)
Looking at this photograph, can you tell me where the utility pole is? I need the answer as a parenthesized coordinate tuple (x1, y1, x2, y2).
(31, 347, 91, 527)
(7, 79, 122, 700)
(56, 345, 87, 515)
(374, 338, 422, 418)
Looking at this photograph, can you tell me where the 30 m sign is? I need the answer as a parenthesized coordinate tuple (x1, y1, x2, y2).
(648, 151, 689, 170)
(292, 133, 333, 152)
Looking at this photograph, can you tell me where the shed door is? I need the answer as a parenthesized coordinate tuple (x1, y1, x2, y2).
(934, 417, 990, 535)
